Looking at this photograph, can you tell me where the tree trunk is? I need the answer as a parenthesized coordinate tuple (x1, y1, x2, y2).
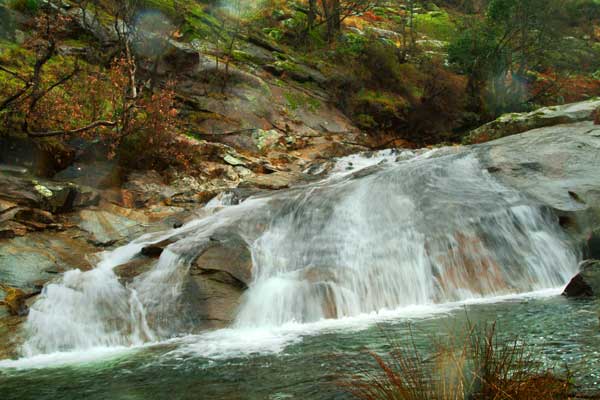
(308, 0, 317, 31)
(322, 0, 341, 42)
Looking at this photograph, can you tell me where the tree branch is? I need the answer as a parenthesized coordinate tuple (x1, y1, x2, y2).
(0, 85, 31, 112)
(27, 120, 116, 138)
(0, 65, 29, 83)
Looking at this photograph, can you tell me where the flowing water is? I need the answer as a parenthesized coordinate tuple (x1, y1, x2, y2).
(0, 295, 599, 400)
(1, 147, 596, 399)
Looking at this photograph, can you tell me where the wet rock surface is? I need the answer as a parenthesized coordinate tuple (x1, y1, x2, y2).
(3, 101, 600, 354)
(465, 99, 600, 144)
(113, 258, 156, 284)
(477, 121, 600, 245)
(184, 234, 253, 327)
(563, 260, 600, 297)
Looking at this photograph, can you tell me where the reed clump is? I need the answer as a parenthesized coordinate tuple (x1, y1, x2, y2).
(341, 322, 573, 400)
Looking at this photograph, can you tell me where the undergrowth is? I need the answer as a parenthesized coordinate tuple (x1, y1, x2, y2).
(340, 321, 574, 400)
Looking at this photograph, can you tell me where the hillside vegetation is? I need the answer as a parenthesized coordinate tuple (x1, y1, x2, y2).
(1, 0, 600, 175)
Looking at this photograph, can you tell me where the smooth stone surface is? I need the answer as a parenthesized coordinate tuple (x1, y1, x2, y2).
(466, 99, 600, 144)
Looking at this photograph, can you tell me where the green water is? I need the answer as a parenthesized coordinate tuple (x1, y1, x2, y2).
(0, 295, 599, 400)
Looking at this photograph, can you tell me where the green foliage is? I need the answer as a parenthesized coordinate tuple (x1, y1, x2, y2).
(337, 32, 368, 56)
(447, 21, 506, 78)
(356, 113, 377, 130)
(9, 0, 39, 13)
(414, 11, 457, 41)
(0, 41, 33, 103)
(447, 0, 575, 117)
(262, 27, 283, 41)
(350, 89, 410, 131)
(179, 3, 222, 41)
(141, 0, 177, 15)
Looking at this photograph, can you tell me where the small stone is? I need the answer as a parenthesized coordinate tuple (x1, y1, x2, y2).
(223, 154, 246, 167)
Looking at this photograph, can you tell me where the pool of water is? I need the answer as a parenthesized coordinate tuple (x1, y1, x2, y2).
(0, 293, 599, 400)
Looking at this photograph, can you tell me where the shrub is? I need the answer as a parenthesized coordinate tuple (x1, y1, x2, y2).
(9, 0, 39, 14)
(350, 89, 411, 131)
(340, 321, 572, 400)
(407, 60, 468, 142)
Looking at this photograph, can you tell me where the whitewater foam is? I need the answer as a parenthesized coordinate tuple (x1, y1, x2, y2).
(14, 148, 579, 360)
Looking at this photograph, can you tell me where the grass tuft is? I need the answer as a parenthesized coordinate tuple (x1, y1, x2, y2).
(340, 321, 573, 400)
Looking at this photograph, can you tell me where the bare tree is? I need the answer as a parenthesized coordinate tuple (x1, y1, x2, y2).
(0, 0, 177, 143)
(300, 0, 378, 41)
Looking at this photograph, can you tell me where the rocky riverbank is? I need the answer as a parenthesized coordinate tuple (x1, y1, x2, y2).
(2, 99, 600, 359)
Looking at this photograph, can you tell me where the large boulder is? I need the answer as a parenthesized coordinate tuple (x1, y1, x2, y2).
(477, 121, 600, 245)
(0, 173, 78, 213)
(0, 231, 96, 291)
(75, 203, 150, 246)
(465, 99, 600, 144)
(111, 234, 254, 329)
(563, 260, 600, 297)
(184, 234, 253, 328)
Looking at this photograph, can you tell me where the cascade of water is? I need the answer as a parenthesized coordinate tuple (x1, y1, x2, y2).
(21, 197, 268, 356)
(20, 149, 579, 355)
(234, 151, 578, 327)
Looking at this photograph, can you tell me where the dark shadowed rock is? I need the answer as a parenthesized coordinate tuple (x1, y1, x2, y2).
(72, 186, 101, 208)
(0, 221, 28, 239)
(54, 161, 122, 189)
(141, 239, 174, 258)
(0, 174, 78, 213)
(563, 260, 600, 298)
(587, 229, 600, 260)
(0, 136, 75, 177)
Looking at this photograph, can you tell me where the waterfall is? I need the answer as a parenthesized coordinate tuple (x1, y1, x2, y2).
(20, 148, 579, 356)
(234, 151, 577, 327)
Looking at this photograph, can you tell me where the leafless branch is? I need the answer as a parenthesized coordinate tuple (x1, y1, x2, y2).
(27, 120, 117, 138)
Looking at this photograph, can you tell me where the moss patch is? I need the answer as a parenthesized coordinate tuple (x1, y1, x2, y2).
(414, 11, 457, 41)
(283, 91, 321, 112)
